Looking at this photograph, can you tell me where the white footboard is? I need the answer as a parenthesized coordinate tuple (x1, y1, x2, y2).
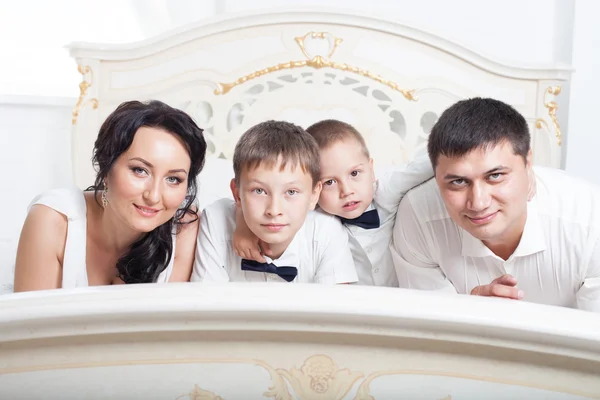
(1, 283, 599, 399)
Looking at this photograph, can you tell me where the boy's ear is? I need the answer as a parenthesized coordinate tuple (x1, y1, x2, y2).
(309, 181, 323, 210)
(230, 179, 242, 207)
(369, 157, 375, 182)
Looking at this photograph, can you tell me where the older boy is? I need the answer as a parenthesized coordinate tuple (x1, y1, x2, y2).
(234, 120, 434, 286)
(392, 98, 600, 312)
(192, 120, 358, 284)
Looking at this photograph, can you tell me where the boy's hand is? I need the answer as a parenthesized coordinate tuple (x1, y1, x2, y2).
(233, 207, 267, 262)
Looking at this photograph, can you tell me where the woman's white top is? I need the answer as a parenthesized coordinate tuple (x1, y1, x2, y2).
(28, 187, 174, 288)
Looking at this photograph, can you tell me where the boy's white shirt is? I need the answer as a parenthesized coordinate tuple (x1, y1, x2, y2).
(333, 154, 434, 287)
(192, 198, 358, 284)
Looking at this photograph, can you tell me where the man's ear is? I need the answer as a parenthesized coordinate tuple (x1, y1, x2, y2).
(309, 181, 323, 210)
(526, 149, 533, 168)
(230, 179, 242, 207)
(525, 149, 536, 201)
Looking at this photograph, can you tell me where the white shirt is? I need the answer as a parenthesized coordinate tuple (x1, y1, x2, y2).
(192, 198, 358, 284)
(391, 166, 600, 312)
(343, 155, 434, 287)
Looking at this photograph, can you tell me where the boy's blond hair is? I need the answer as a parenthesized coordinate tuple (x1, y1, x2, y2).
(306, 119, 370, 158)
(233, 120, 321, 187)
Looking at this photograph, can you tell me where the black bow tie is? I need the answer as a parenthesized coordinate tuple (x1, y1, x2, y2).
(241, 259, 298, 282)
(339, 209, 380, 229)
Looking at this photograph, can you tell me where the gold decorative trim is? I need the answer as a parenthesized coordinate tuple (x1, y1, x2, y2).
(535, 85, 562, 146)
(294, 31, 343, 59)
(176, 385, 224, 400)
(72, 65, 99, 125)
(214, 31, 416, 101)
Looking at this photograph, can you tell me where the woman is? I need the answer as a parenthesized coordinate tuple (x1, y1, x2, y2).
(13, 100, 207, 291)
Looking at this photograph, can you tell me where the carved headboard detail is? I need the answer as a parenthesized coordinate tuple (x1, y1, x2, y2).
(68, 10, 571, 189)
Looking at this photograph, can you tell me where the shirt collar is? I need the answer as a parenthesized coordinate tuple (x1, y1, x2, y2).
(364, 202, 376, 212)
(461, 199, 546, 258)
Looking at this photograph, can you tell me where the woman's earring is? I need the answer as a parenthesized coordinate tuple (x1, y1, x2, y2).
(102, 183, 108, 208)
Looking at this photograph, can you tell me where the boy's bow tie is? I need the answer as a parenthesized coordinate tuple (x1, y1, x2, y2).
(339, 209, 380, 229)
(241, 259, 298, 282)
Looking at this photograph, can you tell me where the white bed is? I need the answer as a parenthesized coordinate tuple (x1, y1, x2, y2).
(2, 284, 600, 399)
(3, 10, 595, 400)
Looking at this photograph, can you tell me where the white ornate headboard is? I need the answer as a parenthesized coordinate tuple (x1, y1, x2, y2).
(68, 10, 571, 189)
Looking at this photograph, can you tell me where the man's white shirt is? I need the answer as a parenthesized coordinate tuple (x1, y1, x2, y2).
(192, 198, 358, 284)
(391, 166, 600, 312)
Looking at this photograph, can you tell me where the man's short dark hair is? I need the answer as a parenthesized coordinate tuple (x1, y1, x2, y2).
(427, 97, 530, 169)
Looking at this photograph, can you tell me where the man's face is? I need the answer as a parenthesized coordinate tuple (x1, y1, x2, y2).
(434, 141, 532, 248)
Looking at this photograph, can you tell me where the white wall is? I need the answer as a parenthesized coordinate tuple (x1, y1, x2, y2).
(0, 0, 595, 275)
(0, 0, 144, 97)
(565, 0, 600, 184)
(0, 96, 73, 278)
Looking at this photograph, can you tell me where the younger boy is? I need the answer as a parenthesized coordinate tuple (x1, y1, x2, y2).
(191, 120, 358, 284)
(234, 119, 434, 287)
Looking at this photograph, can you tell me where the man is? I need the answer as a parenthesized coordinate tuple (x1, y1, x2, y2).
(391, 97, 600, 312)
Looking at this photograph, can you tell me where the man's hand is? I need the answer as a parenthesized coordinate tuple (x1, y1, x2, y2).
(470, 274, 524, 300)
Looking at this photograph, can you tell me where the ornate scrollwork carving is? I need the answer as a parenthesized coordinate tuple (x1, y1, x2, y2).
(535, 86, 562, 146)
(277, 354, 364, 400)
(215, 31, 416, 101)
(72, 65, 99, 125)
(176, 385, 224, 400)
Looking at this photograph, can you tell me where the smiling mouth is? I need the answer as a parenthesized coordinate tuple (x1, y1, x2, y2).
(467, 211, 498, 225)
(134, 204, 160, 216)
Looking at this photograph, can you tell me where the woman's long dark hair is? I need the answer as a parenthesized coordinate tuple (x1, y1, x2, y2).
(88, 100, 206, 284)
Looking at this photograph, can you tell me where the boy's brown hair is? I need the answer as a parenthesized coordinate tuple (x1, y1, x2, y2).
(306, 119, 370, 158)
(233, 120, 321, 187)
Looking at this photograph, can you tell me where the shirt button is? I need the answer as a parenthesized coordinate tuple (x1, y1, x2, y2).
(373, 268, 380, 273)
(366, 247, 372, 254)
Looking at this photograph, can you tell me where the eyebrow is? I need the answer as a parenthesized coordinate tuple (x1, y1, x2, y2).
(249, 179, 301, 186)
(129, 157, 188, 175)
(321, 163, 365, 180)
(443, 165, 509, 181)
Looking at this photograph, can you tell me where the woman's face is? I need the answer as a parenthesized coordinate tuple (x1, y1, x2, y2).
(104, 126, 191, 233)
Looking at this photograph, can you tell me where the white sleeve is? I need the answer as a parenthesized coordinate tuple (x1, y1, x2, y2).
(576, 236, 600, 312)
(191, 207, 230, 282)
(314, 217, 359, 284)
(375, 153, 434, 212)
(391, 193, 457, 292)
